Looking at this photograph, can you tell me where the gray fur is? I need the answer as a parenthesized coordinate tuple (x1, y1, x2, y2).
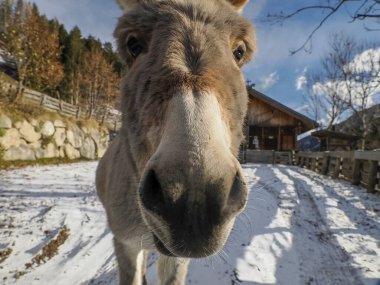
(96, 0, 255, 284)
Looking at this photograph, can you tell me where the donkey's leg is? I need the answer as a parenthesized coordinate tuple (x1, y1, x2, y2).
(157, 256, 190, 285)
(114, 239, 146, 285)
(141, 250, 148, 285)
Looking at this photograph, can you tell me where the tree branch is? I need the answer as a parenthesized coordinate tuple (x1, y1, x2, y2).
(267, 5, 336, 22)
(355, 13, 380, 17)
(266, 0, 380, 54)
(289, 1, 347, 55)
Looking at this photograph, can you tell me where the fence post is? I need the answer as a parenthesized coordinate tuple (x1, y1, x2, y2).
(40, 94, 46, 106)
(331, 157, 341, 179)
(102, 110, 107, 125)
(367, 161, 378, 193)
(351, 159, 361, 186)
(321, 154, 329, 175)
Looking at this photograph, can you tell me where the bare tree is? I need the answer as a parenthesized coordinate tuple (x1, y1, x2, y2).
(79, 47, 120, 117)
(305, 75, 348, 129)
(267, 0, 380, 54)
(306, 33, 380, 149)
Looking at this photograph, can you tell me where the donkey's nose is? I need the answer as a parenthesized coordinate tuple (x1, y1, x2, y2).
(139, 165, 247, 219)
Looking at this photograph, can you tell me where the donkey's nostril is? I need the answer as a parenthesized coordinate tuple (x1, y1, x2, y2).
(140, 169, 165, 212)
(227, 171, 247, 213)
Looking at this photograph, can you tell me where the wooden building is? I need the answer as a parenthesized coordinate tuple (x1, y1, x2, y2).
(311, 130, 360, 151)
(245, 88, 317, 151)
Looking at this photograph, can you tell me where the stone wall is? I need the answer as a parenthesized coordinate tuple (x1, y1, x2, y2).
(0, 114, 109, 161)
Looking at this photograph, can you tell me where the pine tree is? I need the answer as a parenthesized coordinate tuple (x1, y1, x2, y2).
(0, 0, 13, 38)
(0, 0, 14, 35)
(84, 35, 102, 52)
(103, 42, 125, 76)
(13, 0, 23, 26)
(60, 26, 84, 104)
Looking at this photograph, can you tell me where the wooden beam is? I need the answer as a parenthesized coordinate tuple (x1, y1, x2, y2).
(354, 151, 380, 161)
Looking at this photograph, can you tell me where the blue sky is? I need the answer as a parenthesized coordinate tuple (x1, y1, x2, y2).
(32, 0, 378, 118)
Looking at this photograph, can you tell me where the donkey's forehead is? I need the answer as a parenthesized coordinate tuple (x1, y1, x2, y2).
(117, 0, 247, 13)
(120, 0, 250, 29)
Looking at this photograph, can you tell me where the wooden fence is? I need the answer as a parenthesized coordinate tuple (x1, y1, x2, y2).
(0, 84, 122, 131)
(244, 150, 294, 165)
(296, 151, 380, 193)
(241, 149, 380, 193)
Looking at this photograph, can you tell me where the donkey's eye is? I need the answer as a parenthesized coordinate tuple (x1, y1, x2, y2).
(127, 36, 143, 58)
(233, 45, 245, 62)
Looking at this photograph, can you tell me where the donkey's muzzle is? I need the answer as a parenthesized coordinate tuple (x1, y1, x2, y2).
(139, 163, 247, 257)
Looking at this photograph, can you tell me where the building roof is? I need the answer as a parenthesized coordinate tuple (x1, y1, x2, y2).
(247, 88, 318, 130)
(312, 129, 361, 140)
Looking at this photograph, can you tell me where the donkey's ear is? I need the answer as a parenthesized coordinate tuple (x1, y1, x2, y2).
(226, 0, 249, 13)
(116, 0, 139, 13)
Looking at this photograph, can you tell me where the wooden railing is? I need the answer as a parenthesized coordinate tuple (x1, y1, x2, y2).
(296, 151, 380, 193)
(15, 88, 122, 131)
(244, 150, 293, 165)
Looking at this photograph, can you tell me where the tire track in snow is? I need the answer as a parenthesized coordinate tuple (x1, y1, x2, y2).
(288, 175, 363, 285)
(257, 167, 363, 285)
(287, 167, 380, 278)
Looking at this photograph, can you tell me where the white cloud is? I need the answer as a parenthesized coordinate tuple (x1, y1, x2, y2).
(257, 72, 279, 90)
(308, 47, 380, 127)
(295, 67, 308, 90)
(295, 104, 308, 113)
(312, 47, 380, 109)
(347, 47, 380, 73)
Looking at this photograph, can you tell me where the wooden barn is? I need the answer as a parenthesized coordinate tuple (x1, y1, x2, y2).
(245, 88, 317, 151)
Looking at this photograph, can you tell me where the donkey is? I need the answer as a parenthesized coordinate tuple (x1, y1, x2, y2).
(96, 0, 255, 284)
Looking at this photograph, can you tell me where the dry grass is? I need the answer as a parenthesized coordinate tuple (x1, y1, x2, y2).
(0, 248, 12, 264)
(14, 225, 71, 279)
(0, 100, 106, 132)
(0, 157, 93, 170)
(25, 225, 70, 269)
(0, 72, 17, 85)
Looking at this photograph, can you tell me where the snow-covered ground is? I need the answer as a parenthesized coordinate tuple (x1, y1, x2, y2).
(0, 162, 379, 285)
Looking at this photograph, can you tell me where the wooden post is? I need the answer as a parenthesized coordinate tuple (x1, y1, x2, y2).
(40, 94, 46, 106)
(367, 161, 378, 193)
(76, 106, 81, 119)
(321, 154, 329, 175)
(351, 159, 361, 186)
(331, 157, 341, 179)
(102, 110, 107, 125)
(277, 126, 281, 151)
(326, 136, 330, 151)
(295, 152, 300, 166)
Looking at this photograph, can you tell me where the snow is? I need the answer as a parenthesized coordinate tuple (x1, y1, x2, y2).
(0, 162, 379, 285)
